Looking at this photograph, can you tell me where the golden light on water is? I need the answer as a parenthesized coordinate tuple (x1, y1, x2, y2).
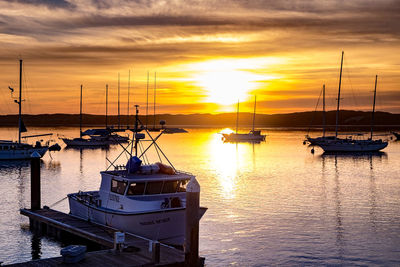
(207, 132, 251, 199)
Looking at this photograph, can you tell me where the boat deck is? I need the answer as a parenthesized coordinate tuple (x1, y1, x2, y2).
(18, 208, 185, 266)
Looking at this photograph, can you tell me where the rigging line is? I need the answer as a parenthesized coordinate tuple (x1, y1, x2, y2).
(113, 135, 133, 158)
(139, 141, 149, 165)
(137, 141, 146, 164)
(22, 64, 33, 117)
(149, 133, 176, 171)
(343, 56, 359, 109)
(154, 139, 162, 162)
(138, 132, 163, 158)
(106, 157, 117, 170)
(307, 87, 323, 135)
(106, 142, 132, 171)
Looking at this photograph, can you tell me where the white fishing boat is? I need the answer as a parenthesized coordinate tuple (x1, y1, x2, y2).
(314, 52, 388, 152)
(0, 60, 49, 160)
(68, 106, 207, 245)
(222, 96, 266, 142)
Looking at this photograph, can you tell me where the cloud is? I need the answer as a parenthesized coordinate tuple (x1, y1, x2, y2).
(0, 0, 399, 114)
(7, 0, 75, 9)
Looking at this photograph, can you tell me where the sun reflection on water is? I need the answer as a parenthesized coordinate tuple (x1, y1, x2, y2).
(207, 132, 255, 199)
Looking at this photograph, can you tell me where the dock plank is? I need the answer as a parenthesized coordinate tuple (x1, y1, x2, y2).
(17, 208, 185, 267)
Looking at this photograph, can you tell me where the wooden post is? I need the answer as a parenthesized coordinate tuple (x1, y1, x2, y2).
(185, 177, 200, 266)
(31, 151, 41, 210)
(152, 241, 160, 264)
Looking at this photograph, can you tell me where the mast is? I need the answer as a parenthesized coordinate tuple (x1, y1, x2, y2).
(134, 105, 139, 156)
(127, 70, 130, 128)
(153, 72, 156, 129)
(370, 75, 378, 139)
(322, 84, 326, 137)
(252, 95, 256, 132)
(80, 84, 83, 138)
(335, 51, 344, 138)
(105, 84, 108, 128)
(146, 71, 149, 128)
(118, 73, 120, 129)
(236, 100, 239, 134)
(18, 59, 22, 144)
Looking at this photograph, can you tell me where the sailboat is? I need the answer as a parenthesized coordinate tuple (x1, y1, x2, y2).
(222, 96, 266, 142)
(305, 84, 336, 145)
(0, 60, 49, 160)
(61, 85, 110, 147)
(315, 52, 388, 152)
(82, 83, 129, 144)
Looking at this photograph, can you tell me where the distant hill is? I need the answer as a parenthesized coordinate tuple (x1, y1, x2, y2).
(0, 110, 399, 130)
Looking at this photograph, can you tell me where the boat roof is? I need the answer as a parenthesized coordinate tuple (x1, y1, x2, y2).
(102, 169, 195, 182)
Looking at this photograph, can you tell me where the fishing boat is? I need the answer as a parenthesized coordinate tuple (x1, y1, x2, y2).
(0, 60, 50, 160)
(68, 106, 207, 245)
(222, 96, 266, 142)
(314, 52, 388, 152)
(61, 85, 109, 147)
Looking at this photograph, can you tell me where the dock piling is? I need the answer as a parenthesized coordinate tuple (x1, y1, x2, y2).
(30, 152, 41, 210)
(152, 241, 160, 264)
(185, 177, 200, 266)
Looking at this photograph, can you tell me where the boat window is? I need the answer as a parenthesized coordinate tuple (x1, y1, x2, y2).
(127, 182, 145, 195)
(162, 180, 178, 194)
(177, 179, 190, 192)
(145, 181, 163, 195)
(111, 179, 127, 195)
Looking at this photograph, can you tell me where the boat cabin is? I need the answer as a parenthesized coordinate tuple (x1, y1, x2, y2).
(96, 170, 194, 211)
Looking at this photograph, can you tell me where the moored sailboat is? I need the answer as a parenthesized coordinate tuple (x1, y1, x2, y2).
(222, 96, 266, 142)
(314, 52, 388, 152)
(61, 85, 110, 147)
(305, 84, 336, 145)
(0, 60, 49, 160)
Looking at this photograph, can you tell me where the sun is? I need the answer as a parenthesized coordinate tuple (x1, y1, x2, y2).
(189, 58, 278, 106)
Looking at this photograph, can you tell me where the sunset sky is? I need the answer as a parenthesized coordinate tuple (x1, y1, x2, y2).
(0, 0, 399, 115)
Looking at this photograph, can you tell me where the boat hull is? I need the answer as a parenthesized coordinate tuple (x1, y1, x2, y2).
(317, 140, 388, 152)
(62, 138, 109, 147)
(0, 147, 48, 160)
(222, 133, 265, 142)
(68, 194, 207, 245)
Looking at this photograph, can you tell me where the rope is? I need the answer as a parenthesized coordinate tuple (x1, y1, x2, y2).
(307, 87, 323, 135)
(48, 196, 68, 208)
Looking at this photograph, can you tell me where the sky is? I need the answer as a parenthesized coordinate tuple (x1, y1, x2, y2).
(0, 0, 399, 115)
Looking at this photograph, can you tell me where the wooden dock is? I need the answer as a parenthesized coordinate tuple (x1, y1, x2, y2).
(16, 208, 185, 266)
(7, 249, 183, 267)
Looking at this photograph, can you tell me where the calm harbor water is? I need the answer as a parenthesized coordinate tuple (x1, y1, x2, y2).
(1, 127, 400, 265)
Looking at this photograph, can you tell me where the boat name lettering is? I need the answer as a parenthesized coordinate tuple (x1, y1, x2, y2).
(140, 217, 170, 226)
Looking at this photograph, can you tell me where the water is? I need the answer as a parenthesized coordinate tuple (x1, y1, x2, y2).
(1, 127, 400, 265)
